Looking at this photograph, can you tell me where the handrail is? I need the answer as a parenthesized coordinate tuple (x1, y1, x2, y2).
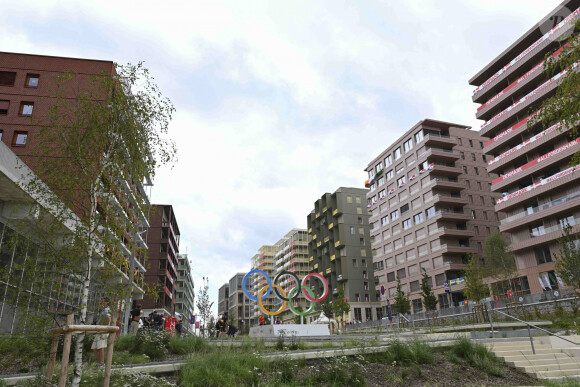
(492, 308, 580, 351)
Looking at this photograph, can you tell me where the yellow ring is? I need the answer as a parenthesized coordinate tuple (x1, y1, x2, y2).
(258, 284, 287, 316)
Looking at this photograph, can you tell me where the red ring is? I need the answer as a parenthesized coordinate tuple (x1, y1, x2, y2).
(301, 273, 328, 302)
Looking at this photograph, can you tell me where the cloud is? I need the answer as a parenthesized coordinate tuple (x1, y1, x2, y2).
(1, 0, 563, 314)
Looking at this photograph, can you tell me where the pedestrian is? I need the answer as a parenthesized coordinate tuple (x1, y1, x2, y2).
(129, 303, 142, 335)
(176, 319, 183, 336)
(259, 314, 265, 326)
(92, 297, 111, 366)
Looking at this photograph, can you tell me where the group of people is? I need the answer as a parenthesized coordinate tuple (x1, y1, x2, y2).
(215, 313, 238, 338)
(129, 306, 184, 334)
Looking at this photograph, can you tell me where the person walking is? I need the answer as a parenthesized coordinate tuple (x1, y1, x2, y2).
(129, 304, 142, 335)
(92, 298, 111, 366)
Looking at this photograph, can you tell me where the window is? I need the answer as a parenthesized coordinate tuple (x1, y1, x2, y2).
(381, 215, 389, 226)
(378, 189, 386, 199)
(397, 268, 406, 279)
(347, 195, 352, 203)
(376, 161, 383, 172)
(535, 245, 552, 265)
(0, 71, 17, 86)
(426, 206, 436, 219)
(474, 167, 479, 175)
(378, 176, 385, 186)
(404, 138, 413, 152)
(463, 166, 467, 174)
(370, 183, 375, 191)
(460, 151, 465, 160)
(0, 100, 9, 115)
(403, 218, 412, 230)
(480, 196, 485, 205)
(415, 131, 424, 143)
(358, 216, 363, 224)
(350, 226, 355, 234)
(25, 74, 40, 88)
(386, 170, 393, 180)
(397, 176, 406, 187)
(559, 216, 576, 228)
(412, 298, 423, 312)
(400, 204, 409, 215)
(472, 153, 476, 161)
(387, 272, 396, 282)
(356, 196, 361, 203)
(469, 139, 473, 147)
(482, 154, 486, 162)
(414, 213, 424, 224)
(362, 259, 367, 267)
(483, 211, 488, 220)
(352, 259, 357, 267)
(410, 281, 420, 293)
(12, 131, 28, 146)
(477, 181, 482, 190)
(530, 224, 545, 237)
(0, 130, 2, 141)
(479, 141, 484, 149)
(394, 147, 401, 160)
(471, 210, 476, 219)
(19, 102, 34, 116)
(391, 210, 399, 221)
(385, 154, 392, 167)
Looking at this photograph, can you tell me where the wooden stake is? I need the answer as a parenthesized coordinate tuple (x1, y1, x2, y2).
(45, 333, 60, 383)
(103, 332, 116, 387)
(58, 314, 74, 387)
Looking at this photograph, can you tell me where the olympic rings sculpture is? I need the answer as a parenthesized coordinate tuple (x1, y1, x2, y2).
(243, 270, 328, 316)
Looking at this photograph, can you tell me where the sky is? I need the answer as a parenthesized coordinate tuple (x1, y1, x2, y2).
(1, 0, 563, 315)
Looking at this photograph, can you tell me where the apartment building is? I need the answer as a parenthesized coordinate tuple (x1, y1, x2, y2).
(218, 283, 229, 316)
(307, 187, 380, 322)
(142, 205, 180, 316)
(272, 229, 310, 324)
(365, 119, 499, 313)
(228, 272, 251, 330)
(469, 0, 580, 296)
(249, 245, 276, 323)
(0, 52, 149, 333)
(175, 253, 195, 326)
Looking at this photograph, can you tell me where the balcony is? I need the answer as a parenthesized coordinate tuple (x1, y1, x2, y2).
(432, 178, 464, 191)
(432, 193, 468, 206)
(325, 268, 331, 274)
(424, 133, 458, 147)
(315, 212, 320, 218)
(328, 222, 334, 229)
(309, 256, 314, 262)
(314, 263, 318, 269)
(432, 210, 471, 221)
(500, 190, 580, 232)
(430, 227, 475, 237)
(511, 219, 580, 252)
(418, 147, 461, 163)
(430, 164, 462, 177)
(334, 240, 344, 248)
(432, 243, 477, 255)
(330, 254, 336, 261)
(332, 208, 341, 216)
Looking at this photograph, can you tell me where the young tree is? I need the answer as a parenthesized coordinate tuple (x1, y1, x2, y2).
(196, 277, 213, 337)
(14, 62, 175, 386)
(483, 231, 518, 295)
(528, 22, 580, 166)
(393, 277, 411, 315)
(463, 253, 489, 304)
(420, 269, 438, 312)
(332, 286, 351, 330)
(555, 224, 580, 296)
(319, 297, 334, 332)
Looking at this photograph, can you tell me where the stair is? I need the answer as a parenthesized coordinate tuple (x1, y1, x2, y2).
(482, 338, 580, 382)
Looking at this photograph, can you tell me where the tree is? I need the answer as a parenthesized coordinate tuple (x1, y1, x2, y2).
(483, 231, 518, 296)
(392, 277, 410, 315)
(319, 296, 333, 332)
(12, 62, 175, 386)
(420, 269, 438, 311)
(196, 277, 213, 338)
(332, 286, 351, 330)
(555, 224, 580, 296)
(528, 22, 580, 166)
(463, 253, 489, 304)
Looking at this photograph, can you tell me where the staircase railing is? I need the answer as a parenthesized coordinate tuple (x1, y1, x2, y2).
(489, 308, 580, 355)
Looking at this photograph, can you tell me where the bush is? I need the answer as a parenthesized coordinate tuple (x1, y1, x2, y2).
(179, 351, 265, 386)
(451, 337, 505, 377)
(168, 335, 211, 355)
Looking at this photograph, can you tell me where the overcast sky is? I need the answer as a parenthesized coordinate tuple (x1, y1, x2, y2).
(1, 0, 562, 315)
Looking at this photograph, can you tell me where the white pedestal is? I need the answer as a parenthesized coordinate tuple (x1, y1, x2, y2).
(249, 324, 330, 338)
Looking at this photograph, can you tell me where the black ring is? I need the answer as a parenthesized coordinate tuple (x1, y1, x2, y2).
(273, 271, 301, 301)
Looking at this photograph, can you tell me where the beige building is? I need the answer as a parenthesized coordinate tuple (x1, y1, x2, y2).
(249, 245, 276, 323)
(365, 119, 500, 313)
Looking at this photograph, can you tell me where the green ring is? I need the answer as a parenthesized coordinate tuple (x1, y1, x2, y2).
(288, 286, 316, 316)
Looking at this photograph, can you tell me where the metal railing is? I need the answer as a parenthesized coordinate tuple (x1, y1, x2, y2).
(500, 191, 580, 225)
(490, 308, 580, 355)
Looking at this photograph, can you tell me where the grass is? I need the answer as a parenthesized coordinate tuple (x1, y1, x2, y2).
(364, 339, 434, 366)
(450, 337, 505, 377)
(544, 378, 580, 387)
(179, 351, 266, 386)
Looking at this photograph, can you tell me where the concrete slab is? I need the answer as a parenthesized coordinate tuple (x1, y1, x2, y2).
(250, 324, 330, 337)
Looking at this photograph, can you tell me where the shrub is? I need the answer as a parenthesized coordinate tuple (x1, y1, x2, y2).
(168, 335, 211, 355)
(179, 351, 265, 386)
(451, 337, 505, 377)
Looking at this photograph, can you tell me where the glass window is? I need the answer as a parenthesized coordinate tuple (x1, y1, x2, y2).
(347, 195, 352, 203)
(12, 132, 28, 146)
(381, 216, 389, 226)
(391, 210, 399, 221)
(19, 102, 34, 116)
(376, 161, 383, 172)
(426, 206, 436, 219)
(474, 167, 479, 175)
(25, 74, 40, 88)
(400, 204, 409, 215)
(385, 154, 392, 167)
(397, 176, 406, 187)
(469, 139, 473, 147)
(378, 177, 385, 186)
(534, 246, 552, 265)
(394, 147, 401, 160)
(414, 131, 424, 143)
(386, 170, 394, 180)
(414, 213, 424, 224)
(480, 141, 484, 149)
(378, 189, 386, 199)
(404, 138, 413, 152)
(403, 218, 412, 230)
(530, 224, 545, 237)
(396, 166, 404, 174)
(472, 153, 476, 161)
(559, 216, 576, 228)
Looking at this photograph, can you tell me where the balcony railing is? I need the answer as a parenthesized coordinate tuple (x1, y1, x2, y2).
(501, 190, 580, 225)
(529, 218, 580, 239)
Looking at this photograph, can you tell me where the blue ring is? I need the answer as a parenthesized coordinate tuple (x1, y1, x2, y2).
(243, 270, 272, 301)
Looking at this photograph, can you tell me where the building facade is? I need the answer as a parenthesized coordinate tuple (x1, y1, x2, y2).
(307, 187, 380, 322)
(469, 1, 580, 296)
(365, 119, 499, 313)
(142, 205, 180, 316)
(228, 272, 251, 330)
(272, 229, 310, 324)
(248, 245, 276, 323)
(175, 253, 195, 327)
(218, 283, 229, 316)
